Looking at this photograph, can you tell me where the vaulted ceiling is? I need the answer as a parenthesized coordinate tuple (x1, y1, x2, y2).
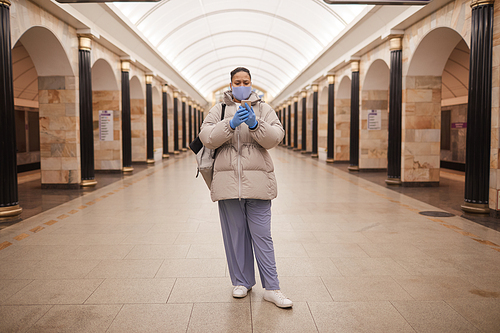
(113, 0, 365, 99)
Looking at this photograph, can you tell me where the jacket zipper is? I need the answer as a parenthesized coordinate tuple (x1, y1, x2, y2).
(237, 126, 242, 200)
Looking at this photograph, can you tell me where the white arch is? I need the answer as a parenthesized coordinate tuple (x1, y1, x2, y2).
(15, 26, 73, 77)
(407, 27, 464, 77)
(362, 59, 390, 91)
(130, 76, 144, 99)
(92, 59, 119, 91)
(337, 76, 351, 99)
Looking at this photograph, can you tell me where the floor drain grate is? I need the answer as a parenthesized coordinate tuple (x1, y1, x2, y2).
(419, 211, 455, 217)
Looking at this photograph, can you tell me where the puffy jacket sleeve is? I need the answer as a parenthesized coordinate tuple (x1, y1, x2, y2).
(199, 104, 234, 150)
(249, 103, 284, 150)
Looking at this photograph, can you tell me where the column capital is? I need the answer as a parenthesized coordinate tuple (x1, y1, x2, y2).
(301, 90, 307, 98)
(327, 75, 335, 85)
(145, 75, 153, 85)
(78, 35, 92, 51)
(121, 60, 130, 72)
(0, 0, 11, 7)
(312, 84, 319, 92)
(162, 85, 168, 93)
(351, 60, 360, 72)
(173, 91, 178, 98)
(293, 96, 298, 102)
(182, 96, 187, 102)
(390, 37, 403, 51)
(471, 0, 494, 7)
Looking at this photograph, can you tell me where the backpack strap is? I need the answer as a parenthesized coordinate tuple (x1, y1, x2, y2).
(221, 103, 226, 120)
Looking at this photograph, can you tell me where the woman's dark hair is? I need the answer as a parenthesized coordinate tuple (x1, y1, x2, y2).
(230, 67, 251, 81)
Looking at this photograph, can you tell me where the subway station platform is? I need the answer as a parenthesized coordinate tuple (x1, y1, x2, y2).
(1, 148, 500, 332)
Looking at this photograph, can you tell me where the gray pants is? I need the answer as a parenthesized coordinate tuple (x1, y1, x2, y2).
(218, 199, 280, 290)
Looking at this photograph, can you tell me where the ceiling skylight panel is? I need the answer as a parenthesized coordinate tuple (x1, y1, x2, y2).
(332, 5, 366, 23)
(114, 3, 157, 24)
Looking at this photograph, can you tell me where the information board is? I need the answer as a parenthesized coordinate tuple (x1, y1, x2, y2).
(99, 110, 113, 141)
(368, 110, 382, 130)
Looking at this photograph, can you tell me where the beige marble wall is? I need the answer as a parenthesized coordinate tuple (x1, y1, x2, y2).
(154, 103, 162, 152)
(131, 99, 146, 161)
(334, 98, 350, 161)
(360, 90, 388, 169)
(490, 1, 500, 210)
(318, 86, 328, 151)
(38, 76, 80, 184)
(401, 76, 441, 183)
(92, 90, 121, 170)
(168, 98, 174, 154)
(306, 93, 314, 152)
(298, 101, 304, 149)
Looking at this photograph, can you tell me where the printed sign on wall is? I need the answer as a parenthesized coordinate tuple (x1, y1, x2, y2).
(99, 110, 113, 141)
(368, 110, 381, 130)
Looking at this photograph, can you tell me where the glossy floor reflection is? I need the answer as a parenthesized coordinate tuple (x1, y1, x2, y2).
(0, 164, 148, 231)
(1, 148, 500, 332)
(330, 161, 500, 232)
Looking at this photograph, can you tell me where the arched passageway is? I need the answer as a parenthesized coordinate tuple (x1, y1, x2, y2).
(403, 27, 469, 184)
(318, 86, 329, 153)
(130, 76, 146, 162)
(360, 59, 390, 169)
(13, 26, 77, 186)
(152, 87, 162, 160)
(91, 58, 121, 170)
(334, 76, 351, 161)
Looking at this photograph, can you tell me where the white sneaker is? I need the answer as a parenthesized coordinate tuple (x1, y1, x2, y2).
(264, 289, 293, 308)
(232, 285, 251, 298)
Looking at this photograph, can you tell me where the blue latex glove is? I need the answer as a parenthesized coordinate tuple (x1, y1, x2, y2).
(243, 102, 257, 129)
(229, 106, 248, 129)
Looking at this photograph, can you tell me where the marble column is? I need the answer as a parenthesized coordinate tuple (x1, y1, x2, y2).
(312, 84, 319, 158)
(145, 75, 154, 164)
(386, 38, 403, 185)
(162, 85, 169, 158)
(78, 35, 96, 186)
(293, 96, 299, 150)
(173, 91, 179, 154)
(462, 0, 494, 214)
(121, 61, 133, 172)
(193, 104, 197, 138)
(301, 91, 307, 152)
(282, 105, 287, 145)
(198, 106, 202, 132)
(287, 102, 292, 148)
(0, 0, 22, 217)
(181, 96, 187, 151)
(348, 61, 360, 171)
(327, 75, 335, 163)
(188, 101, 193, 144)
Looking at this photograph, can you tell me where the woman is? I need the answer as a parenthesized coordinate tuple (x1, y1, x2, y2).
(199, 67, 292, 308)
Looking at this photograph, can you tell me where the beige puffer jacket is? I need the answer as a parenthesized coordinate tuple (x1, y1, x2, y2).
(199, 90, 284, 202)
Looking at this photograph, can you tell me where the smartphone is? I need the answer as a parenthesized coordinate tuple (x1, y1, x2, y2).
(240, 100, 251, 108)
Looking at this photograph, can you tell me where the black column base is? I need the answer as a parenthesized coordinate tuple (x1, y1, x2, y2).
(348, 165, 359, 171)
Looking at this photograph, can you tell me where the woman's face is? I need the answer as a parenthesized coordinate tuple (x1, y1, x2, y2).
(231, 71, 251, 87)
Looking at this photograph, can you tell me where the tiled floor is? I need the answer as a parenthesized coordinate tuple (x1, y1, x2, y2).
(1, 148, 500, 332)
